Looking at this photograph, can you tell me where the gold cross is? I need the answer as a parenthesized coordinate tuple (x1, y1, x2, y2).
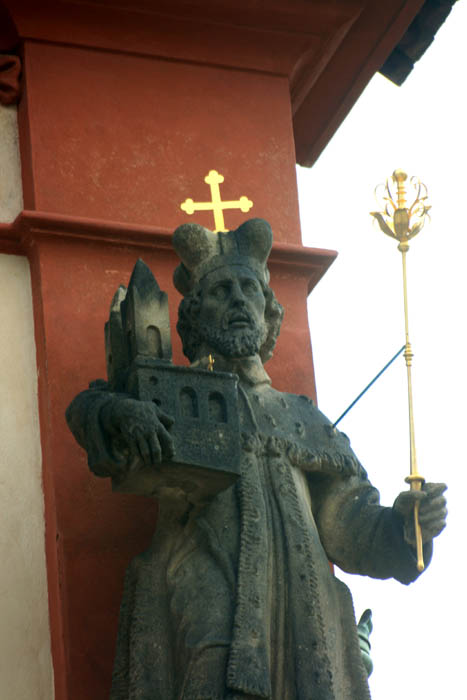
(180, 170, 253, 232)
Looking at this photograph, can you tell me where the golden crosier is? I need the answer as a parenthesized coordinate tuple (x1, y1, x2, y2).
(370, 169, 430, 573)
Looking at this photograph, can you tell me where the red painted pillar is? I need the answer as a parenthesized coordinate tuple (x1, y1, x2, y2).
(3, 2, 339, 697)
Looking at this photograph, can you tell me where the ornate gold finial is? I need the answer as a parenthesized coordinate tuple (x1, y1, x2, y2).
(207, 353, 215, 372)
(180, 170, 253, 233)
(371, 169, 431, 572)
(392, 168, 408, 208)
(371, 170, 430, 253)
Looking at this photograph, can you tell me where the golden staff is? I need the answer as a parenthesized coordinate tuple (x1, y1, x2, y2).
(371, 169, 430, 572)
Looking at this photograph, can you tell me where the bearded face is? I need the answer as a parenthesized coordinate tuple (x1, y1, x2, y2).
(198, 320, 267, 358)
(196, 265, 268, 358)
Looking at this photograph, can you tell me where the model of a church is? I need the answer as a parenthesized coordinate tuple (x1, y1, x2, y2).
(104, 259, 241, 503)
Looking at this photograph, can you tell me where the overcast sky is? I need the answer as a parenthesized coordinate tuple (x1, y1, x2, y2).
(297, 3, 466, 698)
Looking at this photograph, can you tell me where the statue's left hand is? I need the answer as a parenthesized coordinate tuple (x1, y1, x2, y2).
(101, 397, 174, 469)
(393, 482, 447, 546)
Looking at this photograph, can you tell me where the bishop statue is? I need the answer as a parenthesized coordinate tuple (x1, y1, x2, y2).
(66, 218, 447, 700)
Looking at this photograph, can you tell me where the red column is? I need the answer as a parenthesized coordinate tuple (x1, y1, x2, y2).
(4, 1, 410, 697)
(12, 42, 333, 700)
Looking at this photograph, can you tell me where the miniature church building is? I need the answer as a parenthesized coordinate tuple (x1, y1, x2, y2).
(103, 259, 241, 502)
(120, 260, 172, 366)
(105, 259, 172, 393)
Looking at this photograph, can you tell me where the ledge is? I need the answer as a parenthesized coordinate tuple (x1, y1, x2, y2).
(0, 210, 337, 293)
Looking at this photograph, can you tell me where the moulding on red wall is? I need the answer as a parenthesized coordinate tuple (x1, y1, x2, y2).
(0, 209, 337, 294)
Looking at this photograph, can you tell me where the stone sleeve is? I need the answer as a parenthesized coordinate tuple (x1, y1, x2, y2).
(310, 473, 432, 585)
(66, 385, 121, 478)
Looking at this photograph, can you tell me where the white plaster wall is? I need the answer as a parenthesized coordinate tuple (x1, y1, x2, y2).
(0, 254, 54, 699)
(0, 104, 23, 222)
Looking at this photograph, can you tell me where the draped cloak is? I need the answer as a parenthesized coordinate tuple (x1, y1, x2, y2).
(66, 356, 429, 700)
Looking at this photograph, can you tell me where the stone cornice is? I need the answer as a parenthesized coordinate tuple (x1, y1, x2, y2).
(0, 209, 336, 293)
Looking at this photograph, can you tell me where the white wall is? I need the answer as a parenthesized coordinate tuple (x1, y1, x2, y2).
(0, 105, 54, 698)
(0, 104, 23, 222)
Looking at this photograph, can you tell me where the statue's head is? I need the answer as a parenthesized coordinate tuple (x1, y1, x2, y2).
(173, 219, 284, 363)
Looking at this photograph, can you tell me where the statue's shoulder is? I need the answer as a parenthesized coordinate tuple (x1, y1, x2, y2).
(263, 386, 331, 428)
(259, 385, 366, 478)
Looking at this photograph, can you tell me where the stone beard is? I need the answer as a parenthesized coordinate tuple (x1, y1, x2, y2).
(197, 315, 268, 358)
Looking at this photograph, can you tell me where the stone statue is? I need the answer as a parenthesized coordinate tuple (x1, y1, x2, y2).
(66, 218, 447, 700)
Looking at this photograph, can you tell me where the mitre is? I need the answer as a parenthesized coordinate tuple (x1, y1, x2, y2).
(172, 218, 273, 295)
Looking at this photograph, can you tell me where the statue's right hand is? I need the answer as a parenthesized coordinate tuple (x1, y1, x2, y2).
(101, 398, 174, 468)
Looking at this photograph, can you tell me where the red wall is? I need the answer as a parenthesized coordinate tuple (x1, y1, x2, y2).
(5, 16, 334, 700)
(20, 41, 302, 242)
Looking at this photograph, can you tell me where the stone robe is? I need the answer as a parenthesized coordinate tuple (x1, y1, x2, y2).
(66, 356, 429, 700)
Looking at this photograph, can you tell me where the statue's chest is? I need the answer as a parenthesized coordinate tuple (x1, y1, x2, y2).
(240, 386, 324, 448)
(238, 385, 360, 480)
